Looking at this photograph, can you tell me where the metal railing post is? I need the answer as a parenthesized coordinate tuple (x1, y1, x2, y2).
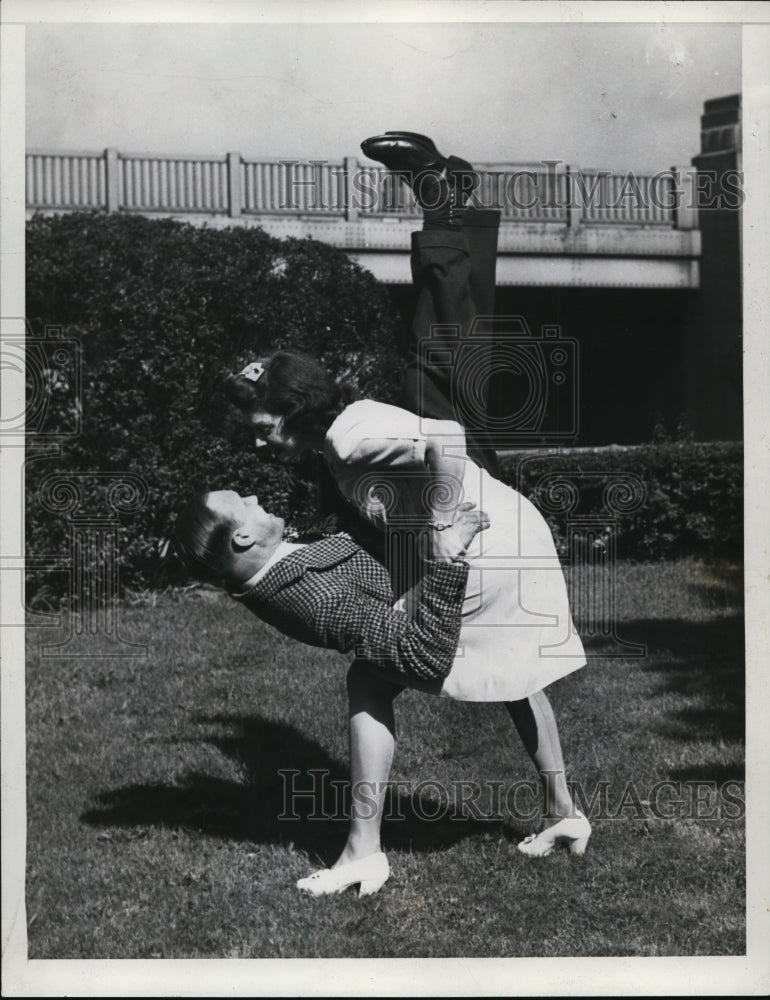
(105, 148, 119, 212)
(228, 151, 242, 217)
(343, 156, 359, 221)
(565, 166, 582, 228)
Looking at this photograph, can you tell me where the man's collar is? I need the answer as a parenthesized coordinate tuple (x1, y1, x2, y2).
(231, 541, 306, 596)
(230, 533, 361, 601)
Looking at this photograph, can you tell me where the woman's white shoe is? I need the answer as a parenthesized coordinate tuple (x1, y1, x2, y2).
(517, 810, 591, 858)
(296, 851, 390, 897)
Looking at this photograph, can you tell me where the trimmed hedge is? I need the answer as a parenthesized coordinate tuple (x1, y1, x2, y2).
(25, 212, 403, 595)
(499, 441, 743, 563)
(25, 213, 742, 600)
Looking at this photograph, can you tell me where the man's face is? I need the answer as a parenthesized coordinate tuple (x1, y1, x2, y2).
(208, 491, 285, 549)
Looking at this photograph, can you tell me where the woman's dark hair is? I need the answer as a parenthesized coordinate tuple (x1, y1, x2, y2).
(223, 351, 354, 440)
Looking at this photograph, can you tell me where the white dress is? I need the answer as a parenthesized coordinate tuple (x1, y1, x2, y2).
(325, 399, 586, 702)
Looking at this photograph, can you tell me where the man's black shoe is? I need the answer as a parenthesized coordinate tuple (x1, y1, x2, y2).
(360, 133, 479, 218)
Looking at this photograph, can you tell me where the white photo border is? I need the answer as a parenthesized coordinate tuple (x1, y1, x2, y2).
(2, 1, 768, 996)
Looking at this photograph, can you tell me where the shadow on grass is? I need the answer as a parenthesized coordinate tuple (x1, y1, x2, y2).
(621, 614, 745, 754)
(80, 713, 503, 861)
(667, 762, 744, 782)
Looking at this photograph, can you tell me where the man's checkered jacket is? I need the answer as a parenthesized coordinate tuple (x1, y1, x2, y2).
(231, 534, 468, 680)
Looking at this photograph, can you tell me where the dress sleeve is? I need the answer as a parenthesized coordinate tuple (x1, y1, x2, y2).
(325, 400, 428, 470)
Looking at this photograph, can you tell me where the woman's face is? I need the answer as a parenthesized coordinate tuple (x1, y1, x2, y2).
(245, 409, 301, 457)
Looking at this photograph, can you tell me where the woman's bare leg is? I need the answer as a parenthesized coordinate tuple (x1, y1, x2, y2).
(505, 689, 576, 825)
(333, 661, 403, 867)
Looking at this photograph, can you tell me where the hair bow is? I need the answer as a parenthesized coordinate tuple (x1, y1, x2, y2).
(239, 361, 266, 383)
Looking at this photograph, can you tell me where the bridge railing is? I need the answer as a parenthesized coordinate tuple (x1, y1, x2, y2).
(119, 153, 229, 213)
(26, 150, 107, 211)
(26, 149, 697, 228)
(242, 158, 347, 215)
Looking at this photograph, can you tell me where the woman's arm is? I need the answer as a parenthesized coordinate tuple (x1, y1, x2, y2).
(326, 404, 474, 562)
(422, 418, 471, 562)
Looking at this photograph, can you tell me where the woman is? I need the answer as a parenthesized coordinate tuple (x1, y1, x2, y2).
(224, 134, 591, 893)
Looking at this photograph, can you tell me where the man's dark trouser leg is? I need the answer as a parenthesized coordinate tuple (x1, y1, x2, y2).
(462, 206, 501, 322)
(401, 208, 501, 477)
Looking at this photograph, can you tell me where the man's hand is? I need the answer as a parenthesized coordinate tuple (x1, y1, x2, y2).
(429, 502, 490, 562)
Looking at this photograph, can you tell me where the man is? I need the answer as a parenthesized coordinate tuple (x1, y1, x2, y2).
(172, 489, 488, 682)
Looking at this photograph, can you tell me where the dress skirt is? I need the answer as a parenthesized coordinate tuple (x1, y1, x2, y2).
(326, 399, 586, 702)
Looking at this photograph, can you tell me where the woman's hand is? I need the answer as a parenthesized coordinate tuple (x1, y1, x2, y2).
(429, 502, 490, 562)
(424, 423, 468, 527)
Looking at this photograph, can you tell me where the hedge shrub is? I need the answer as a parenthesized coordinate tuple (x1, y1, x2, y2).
(498, 441, 743, 563)
(25, 212, 743, 600)
(25, 212, 404, 595)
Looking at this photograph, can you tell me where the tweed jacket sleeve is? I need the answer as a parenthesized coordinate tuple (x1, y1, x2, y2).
(311, 559, 469, 680)
(232, 537, 468, 682)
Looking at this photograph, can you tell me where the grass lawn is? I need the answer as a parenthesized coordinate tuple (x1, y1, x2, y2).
(25, 558, 745, 958)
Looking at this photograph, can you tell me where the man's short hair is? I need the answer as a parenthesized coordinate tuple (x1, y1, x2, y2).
(172, 493, 237, 582)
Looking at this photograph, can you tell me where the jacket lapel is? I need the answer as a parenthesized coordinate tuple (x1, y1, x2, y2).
(238, 533, 361, 600)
